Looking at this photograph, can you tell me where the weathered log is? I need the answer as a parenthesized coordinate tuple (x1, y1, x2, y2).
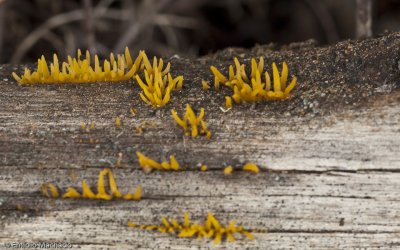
(0, 32, 399, 249)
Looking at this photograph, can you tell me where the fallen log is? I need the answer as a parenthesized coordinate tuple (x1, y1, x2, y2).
(0, 32, 399, 249)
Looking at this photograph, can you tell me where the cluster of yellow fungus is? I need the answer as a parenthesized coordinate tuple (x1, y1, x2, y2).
(12, 48, 141, 84)
(136, 151, 180, 172)
(128, 212, 258, 245)
(41, 168, 141, 201)
(135, 51, 183, 107)
(210, 57, 297, 106)
(171, 104, 211, 139)
(12, 48, 184, 107)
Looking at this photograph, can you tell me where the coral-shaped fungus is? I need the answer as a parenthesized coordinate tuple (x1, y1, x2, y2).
(128, 212, 261, 245)
(171, 104, 211, 139)
(12, 47, 142, 84)
(41, 168, 141, 201)
(210, 57, 297, 105)
(136, 151, 180, 172)
(135, 51, 183, 107)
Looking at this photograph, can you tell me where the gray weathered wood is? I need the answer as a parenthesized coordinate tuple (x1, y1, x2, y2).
(0, 32, 400, 249)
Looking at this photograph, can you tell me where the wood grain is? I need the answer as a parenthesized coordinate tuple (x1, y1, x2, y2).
(1, 32, 400, 249)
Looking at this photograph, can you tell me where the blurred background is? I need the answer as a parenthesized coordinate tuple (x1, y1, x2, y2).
(0, 0, 399, 64)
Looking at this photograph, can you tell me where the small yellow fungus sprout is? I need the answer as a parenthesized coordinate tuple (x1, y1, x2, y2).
(136, 151, 180, 172)
(201, 80, 210, 91)
(43, 168, 141, 201)
(135, 51, 184, 107)
(115, 116, 121, 129)
(90, 122, 95, 130)
(130, 108, 137, 116)
(12, 47, 141, 84)
(242, 163, 260, 173)
(224, 166, 233, 175)
(81, 122, 86, 130)
(210, 57, 297, 104)
(170, 104, 211, 139)
(128, 212, 259, 245)
(225, 96, 232, 109)
(41, 183, 59, 198)
(200, 165, 208, 171)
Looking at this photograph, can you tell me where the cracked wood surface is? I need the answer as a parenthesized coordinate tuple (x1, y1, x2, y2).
(1, 32, 400, 249)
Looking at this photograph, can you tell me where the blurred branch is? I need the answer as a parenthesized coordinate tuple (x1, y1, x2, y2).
(11, 0, 115, 63)
(356, 0, 372, 38)
(83, 0, 96, 53)
(42, 31, 66, 58)
(304, 0, 339, 43)
(153, 15, 200, 29)
(112, 0, 173, 53)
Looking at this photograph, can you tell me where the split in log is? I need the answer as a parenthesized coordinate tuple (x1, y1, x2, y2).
(0, 32, 400, 249)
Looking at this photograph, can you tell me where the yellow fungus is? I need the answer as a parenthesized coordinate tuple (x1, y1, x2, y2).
(43, 168, 141, 201)
(210, 58, 297, 104)
(90, 122, 95, 130)
(82, 180, 96, 199)
(62, 187, 81, 198)
(130, 108, 137, 116)
(135, 51, 183, 107)
(200, 165, 208, 171)
(124, 185, 142, 201)
(223, 166, 233, 175)
(170, 104, 211, 139)
(242, 163, 260, 173)
(210, 66, 227, 83)
(136, 151, 180, 172)
(12, 47, 140, 85)
(201, 80, 210, 91)
(128, 212, 260, 244)
(81, 122, 86, 130)
(41, 183, 59, 198)
(115, 116, 121, 129)
(225, 96, 232, 109)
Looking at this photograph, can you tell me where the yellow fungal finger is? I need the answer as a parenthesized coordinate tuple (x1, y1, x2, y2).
(63, 187, 81, 198)
(132, 185, 142, 201)
(200, 165, 208, 171)
(184, 212, 190, 228)
(12, 72, 23, 83)
(136, 151, 162, 170)
(115, 116, 121, 129)
(284, 76, 297, 96)
(108, 171, 122, 198)
(243, 163, 260, 173)
(170, 155, 180, 170)
(272, 62, 281, 92)
(281, 62, 288, 89)
(201, 80, 210, 91)
(258, 56, 264, 74)
(210, 66, 227, 83)
(41, 183, 59, 198)
(82, 180, 96, 199)
(214, 76, 220, 90)
(124, 47, 133, 67)
(251, 58, 258, 79)
(197, 108, 205, 123)
(225, 96, 232, 109)
(171, 109, 187, 130)
(224, 166, 233, 175)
